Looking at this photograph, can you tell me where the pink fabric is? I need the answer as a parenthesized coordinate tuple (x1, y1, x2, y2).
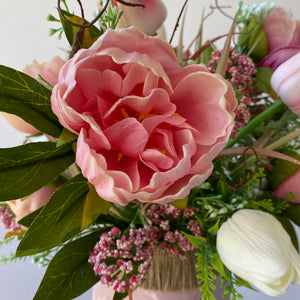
(271, 53, 300, 115)
(92, 283, 202, 300)
(51, 27, 237, 206)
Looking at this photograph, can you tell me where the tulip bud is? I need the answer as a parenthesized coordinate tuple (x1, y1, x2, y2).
(217, 209, 300, 296)
(114, 0, 167, 36)
(274, 167, 300, 202)
(271, 53, 300, 115)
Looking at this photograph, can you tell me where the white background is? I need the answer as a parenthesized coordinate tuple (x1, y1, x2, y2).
(0, 0, 300, 299)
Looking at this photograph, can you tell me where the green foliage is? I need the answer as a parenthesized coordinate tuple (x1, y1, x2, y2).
(194, 240, 217, 300)
(235, 2, 274, 58)
(33, 230, 106, 300)
(0, 65, 62, 137)
(255, 67, 274, 94)
(277, 216, 299, 252)
(16, 174, 89, 256)
(0, 142, 75, 201)
(113, 292, 128, 300)
(59, 9, 102, 49)
(98, 0, 124, 31)
(285, 203, 300, 227)
(269, 150, 300, 188)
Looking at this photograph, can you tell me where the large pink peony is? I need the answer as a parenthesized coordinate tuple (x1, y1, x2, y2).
(51, 27, 237, 205)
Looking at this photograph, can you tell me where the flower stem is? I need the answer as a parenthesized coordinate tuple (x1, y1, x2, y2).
(225, 100, 285, 149)
(128, 288, 133, 300)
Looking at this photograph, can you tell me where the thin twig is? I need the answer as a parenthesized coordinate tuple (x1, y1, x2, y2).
(169, 0, 189, 44)
(76, 0, 85, 19)
(213, 0, 233, 20)
(57, 0, 110, 28)
(212, 147, 260, 192)
(117, 0, 145, 8)
(128, 287, 133, 300)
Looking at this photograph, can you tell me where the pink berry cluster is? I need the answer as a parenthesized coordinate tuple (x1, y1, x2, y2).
(145, 204, 202, 259)
(89, 225, 159, 293)
(208, 48, 257, 96)
(0, 206, 21, 232)
(89, 204, 202, 293)
(231, 97, 252, 138)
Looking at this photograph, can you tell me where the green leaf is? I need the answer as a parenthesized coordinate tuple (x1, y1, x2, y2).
(81, 184, 112, 230)
(255, 67, 274, 95)
(33, 230, 106, 300)
(57, 128, 78, 147)
(211, 253, 228, 280)
(0, 142, 75, 201)
(59, 9, 101, 49)
(183, 232, 206, 248)
(113, 292, 128, 300)
(0, 65, 62, 137)
(285, 204, 300, 227)
(277, 216, 299, 252)
(16, 174, 89, 256)
(170, 196, 188, 209)
(269, 150, 300, 188)
(208, 219, 220, 234)
(18, 207, 43, 227)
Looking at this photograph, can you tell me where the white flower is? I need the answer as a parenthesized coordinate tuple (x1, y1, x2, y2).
(216, 209, 300, 296)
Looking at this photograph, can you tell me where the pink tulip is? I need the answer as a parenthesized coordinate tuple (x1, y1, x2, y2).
(7, 187, 56, 222)
(274, 168, 300, 202)
(260, 7, 300, 70)
(97, 0, 166, 36)
(117, 0, 166, 35)
(262, 7, 296, 53)
(271, 53, 300, 115)
(2, 56, 65, 134)
(51, 27, 237, 205)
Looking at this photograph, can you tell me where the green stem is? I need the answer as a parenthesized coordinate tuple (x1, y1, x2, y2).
(229, 130, 300, 177)
(226, 100, 285, 149)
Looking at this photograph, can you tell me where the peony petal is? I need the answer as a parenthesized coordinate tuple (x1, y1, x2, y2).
(141, 149, 174, 171)
(172, 72, 234, 145)
(104, 118, 148, 157)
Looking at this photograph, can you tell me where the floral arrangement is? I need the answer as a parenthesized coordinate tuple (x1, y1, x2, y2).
(1, 1, 300, 299)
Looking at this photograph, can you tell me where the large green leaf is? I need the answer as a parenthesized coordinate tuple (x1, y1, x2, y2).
(16, 174, 89, 256)
(33, 230, 106, 300)
(0, 65, 62, 137)
(0, 142, 75, 201)
(59, 9, 101, 49)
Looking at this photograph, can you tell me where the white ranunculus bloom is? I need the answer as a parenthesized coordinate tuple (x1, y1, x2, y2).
(216, 209, 300, 296)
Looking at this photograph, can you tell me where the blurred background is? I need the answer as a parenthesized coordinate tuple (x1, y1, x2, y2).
(0, 0, 299, 299)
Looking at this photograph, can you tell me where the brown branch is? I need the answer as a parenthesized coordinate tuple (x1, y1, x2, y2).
(57, 0, 110, 28)
(212, 147, 260, 192)
(169, 0, 189, 44)
(117, 0, 145, 8)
